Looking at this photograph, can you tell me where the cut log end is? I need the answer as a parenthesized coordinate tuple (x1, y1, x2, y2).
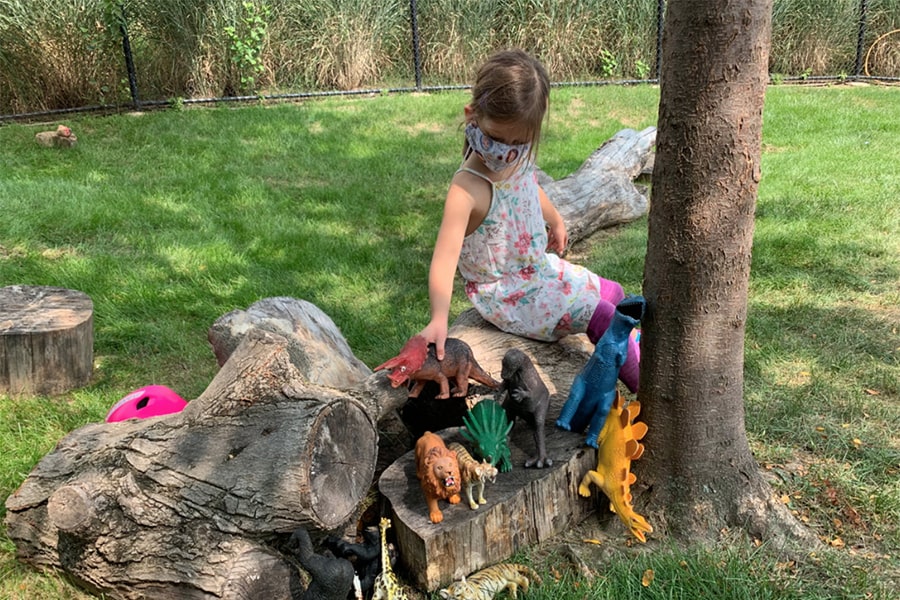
(47, 485, 96, 534)
(306, 399, 379, 529)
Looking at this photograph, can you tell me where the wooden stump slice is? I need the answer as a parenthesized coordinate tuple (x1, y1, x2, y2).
(0, 285, 93, 395)
(378, 426, 597, 592)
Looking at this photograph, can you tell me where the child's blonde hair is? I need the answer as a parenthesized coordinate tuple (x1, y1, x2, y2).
(468, 49, 550, 159)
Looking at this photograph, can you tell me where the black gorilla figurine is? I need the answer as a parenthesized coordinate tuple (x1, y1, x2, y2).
(497, 348, 552, 468)
(287, 527, 356, 600)
(324, 526, 382, 596)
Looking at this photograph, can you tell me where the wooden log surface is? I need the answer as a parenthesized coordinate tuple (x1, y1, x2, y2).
(538, 126, 656, 247)
(0, 285, 93, 395)
(380, 425, 596, 592)
(208, 296, 371, 388)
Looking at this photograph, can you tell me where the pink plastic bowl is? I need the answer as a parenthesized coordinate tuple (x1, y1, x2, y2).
(106, 385, 187, 422)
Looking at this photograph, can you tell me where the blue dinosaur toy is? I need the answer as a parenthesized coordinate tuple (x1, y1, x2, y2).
(556, 295, 646, 448)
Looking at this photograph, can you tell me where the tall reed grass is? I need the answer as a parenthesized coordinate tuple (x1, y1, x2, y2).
(1, 0, 899, 114)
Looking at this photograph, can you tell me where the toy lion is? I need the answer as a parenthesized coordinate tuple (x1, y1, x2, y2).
(415, 431, 462, 523)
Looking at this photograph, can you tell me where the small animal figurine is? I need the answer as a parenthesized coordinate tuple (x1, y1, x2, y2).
(34, 124, 77, 148)
(415, 431, 462, 523)
(578, 391, 653, 542)
(286, 527, 356, 600)
(496, 348, 552, 468)
(438, 563, 542, 600)
(461, 399, 513, 473)
(324, 525, 382, 596)
(371, 517, 410, 600)
(375, 335, 500, 399)
(449, 442, 498, 510)
(557, 295, 646, 448)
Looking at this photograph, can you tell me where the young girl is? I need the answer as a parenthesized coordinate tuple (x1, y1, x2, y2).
(417, 48, 640, 392)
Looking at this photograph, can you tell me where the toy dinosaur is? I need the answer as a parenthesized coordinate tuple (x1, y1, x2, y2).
(438, 562, 542, 600)
(371, 517, 410, 600)
(557, 295, 645, 448)
(449, 442, 498, 509)
(286, 526, 356, 600)
(415, 431, 462, 523)
(461, 399, 513, 473)
(496, 348, 552, 468)
(577, 391, 652, 542)
(375, 335, 500, 399)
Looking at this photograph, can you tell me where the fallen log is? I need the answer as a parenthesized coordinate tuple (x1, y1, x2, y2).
(538, 126, 656, 247)
(5, 328, 378, 600)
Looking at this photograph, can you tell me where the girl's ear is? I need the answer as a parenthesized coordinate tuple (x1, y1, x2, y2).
(463, 104, 475, 122)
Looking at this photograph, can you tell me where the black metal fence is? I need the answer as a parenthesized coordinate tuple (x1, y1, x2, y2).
(1, 0, 897, 123)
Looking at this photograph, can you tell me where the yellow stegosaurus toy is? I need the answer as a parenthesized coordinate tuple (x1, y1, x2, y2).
(578, 391, 653, 542)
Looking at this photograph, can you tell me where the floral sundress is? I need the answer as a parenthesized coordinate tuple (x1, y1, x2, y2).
(457, 163, 603, 341)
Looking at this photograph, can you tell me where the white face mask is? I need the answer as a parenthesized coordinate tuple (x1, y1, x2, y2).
(465, 123, 531, 172)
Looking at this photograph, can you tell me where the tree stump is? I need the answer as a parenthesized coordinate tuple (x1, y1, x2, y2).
(0, 285, 93, 395)
(378, 312, 610, 592)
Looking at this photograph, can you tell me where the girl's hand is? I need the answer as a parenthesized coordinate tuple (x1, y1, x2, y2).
(418, 320, 448, 361)
(538, 185, 568, 255)
(547, 219, 568, 255)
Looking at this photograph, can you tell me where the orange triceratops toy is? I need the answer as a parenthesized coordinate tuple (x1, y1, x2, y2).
(578, 391, 652, 542)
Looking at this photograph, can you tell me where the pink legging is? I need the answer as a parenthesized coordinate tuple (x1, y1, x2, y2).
(586, 278, 641, 393)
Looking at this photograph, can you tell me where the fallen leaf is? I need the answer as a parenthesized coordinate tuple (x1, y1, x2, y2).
(582, 539, 602, 546)
(852, 438, 862, 448)
(642, 569, 654, 587)
(864, 389, 880, 396)
(831, 537, 846, 548)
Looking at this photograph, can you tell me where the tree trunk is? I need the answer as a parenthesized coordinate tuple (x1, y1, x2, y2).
(639, 0, 814, 546)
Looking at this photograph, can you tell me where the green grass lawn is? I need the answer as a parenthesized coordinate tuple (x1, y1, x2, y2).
(0, 84, 898, 599)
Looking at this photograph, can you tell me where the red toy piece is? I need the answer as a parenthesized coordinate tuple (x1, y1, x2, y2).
(105, 385, 187, 422)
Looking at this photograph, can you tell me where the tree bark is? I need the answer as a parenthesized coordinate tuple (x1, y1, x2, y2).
(639, 0, 815, 546)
